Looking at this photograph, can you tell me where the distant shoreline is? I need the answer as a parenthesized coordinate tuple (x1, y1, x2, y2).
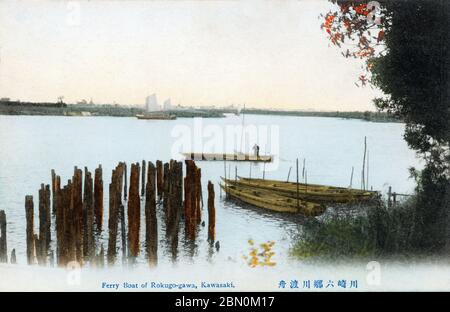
(0, 101, 400, 123)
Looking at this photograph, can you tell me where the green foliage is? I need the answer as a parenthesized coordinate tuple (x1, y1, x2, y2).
(321, 0, 450, 253)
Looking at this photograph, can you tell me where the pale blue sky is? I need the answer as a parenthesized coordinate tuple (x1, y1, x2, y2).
(0, 0, 382, 110)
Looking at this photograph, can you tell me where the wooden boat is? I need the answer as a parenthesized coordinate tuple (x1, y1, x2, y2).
(183, 152, 272, 162)
(220, 183, 326, 216)
(224, 177, 377, 203)
(239, 177, 376, 194)
(136, 113, 176, 120)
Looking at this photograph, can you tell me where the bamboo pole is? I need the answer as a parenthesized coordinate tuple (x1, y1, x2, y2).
(362, 136, 367, 190)
(349, 166, 354, 188)
(296, 159, 299, 211)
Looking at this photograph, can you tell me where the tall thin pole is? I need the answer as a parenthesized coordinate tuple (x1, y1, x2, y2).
(239, 103, 246, 153)
(362, 136, 367, 190)
(366, 150, 370, 190)
(296, 158, 299, 211)
(349, 166, 354, 188)
(286, 166, 292, 182)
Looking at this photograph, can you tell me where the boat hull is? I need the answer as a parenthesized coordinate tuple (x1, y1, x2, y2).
(183, 153, 272, 162)
(220, 183, 326, 216)
(226, 178, 377, 203)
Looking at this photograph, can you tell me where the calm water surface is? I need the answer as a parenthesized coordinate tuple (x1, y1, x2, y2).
(0, 115, 421, 269)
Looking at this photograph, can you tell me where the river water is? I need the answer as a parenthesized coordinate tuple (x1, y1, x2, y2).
(0, 114, 430, 290)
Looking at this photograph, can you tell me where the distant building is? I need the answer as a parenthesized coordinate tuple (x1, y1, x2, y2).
(145, 94, 160, 112)
(0, 98, 10, 102)
(163, 98, 173, 111)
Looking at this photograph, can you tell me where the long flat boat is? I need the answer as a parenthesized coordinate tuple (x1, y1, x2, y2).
(136, 113, 176, 120)
(224, 177, 377, 203)
(220, 183, 326, 216)
(183, 152, 272, 162)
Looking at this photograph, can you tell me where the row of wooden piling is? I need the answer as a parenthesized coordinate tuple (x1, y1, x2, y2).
(22, 159, 216, 267)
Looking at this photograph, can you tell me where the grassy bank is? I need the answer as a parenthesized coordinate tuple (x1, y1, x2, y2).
(291, 198, 417, 259)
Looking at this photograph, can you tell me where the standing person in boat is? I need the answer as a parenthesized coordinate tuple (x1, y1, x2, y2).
(253, 144, 260, 158)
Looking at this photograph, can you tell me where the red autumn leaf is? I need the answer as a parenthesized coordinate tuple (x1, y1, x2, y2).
(377, 29, 385, 42)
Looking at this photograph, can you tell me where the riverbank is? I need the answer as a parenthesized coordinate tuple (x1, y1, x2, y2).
(0, 101, 400, 122)
(242, 109, 401, 123)
(0, 101, 227, 118)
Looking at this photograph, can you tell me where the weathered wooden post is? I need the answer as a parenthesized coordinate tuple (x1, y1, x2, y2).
(0, 210, 7, 263)
(123, 162, 128, 200)
(54, 175, 64, 265)
(63, 180, 76, 264)
(184, 161, 194, 239)
(207, 181, 216, 243)
(119, 203, 126, 264)
(163, 162, 170, 212)
(51, 169, 56, 214)
(83, 168, 95, 262)
(145, 161, 157, 266)
(195, 166, 202, 225)
(156, 160, 163, 199)
(107, 170, 119, 265)
(141, 160, 146, 197)
(72, 168, 83, 264)
(10, 249, 16, 264)
(25, 195, 34, 264)
(38, 184, 50, 265)
(184, 160, 202, 240)
(94, 165, 103, 231)
(128, 163, 141, 260)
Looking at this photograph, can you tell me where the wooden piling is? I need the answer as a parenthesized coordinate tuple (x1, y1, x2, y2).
(72, 168, 83, 263)
(128, 163, 141, 259)
(83, 168, 95, 262)
(156, 160, 163, 199)
(10, 249, 16, 264)
(145, 161, 157, 265)
(119, 203, 126, 263)
(163, 162, 170, 212)
(107, 168, 119, 265)
(141, 160, 146, 197)
(207, 181, 216, 243)
(51, 169, 56, 214)
(123, 162, 128, 200)
(38, 184, 50, 264)
(184, 160, 202, 240)
(94, 165, 103, 231)
(25, 196, 34, 265)
(0, 210, 7, 263)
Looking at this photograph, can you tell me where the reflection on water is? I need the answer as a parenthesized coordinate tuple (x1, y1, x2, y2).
(0, 115, 421, 269)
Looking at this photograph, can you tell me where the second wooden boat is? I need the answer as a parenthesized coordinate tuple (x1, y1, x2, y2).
(225, 177, 377, 203)
(220, 182, 326, 216)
